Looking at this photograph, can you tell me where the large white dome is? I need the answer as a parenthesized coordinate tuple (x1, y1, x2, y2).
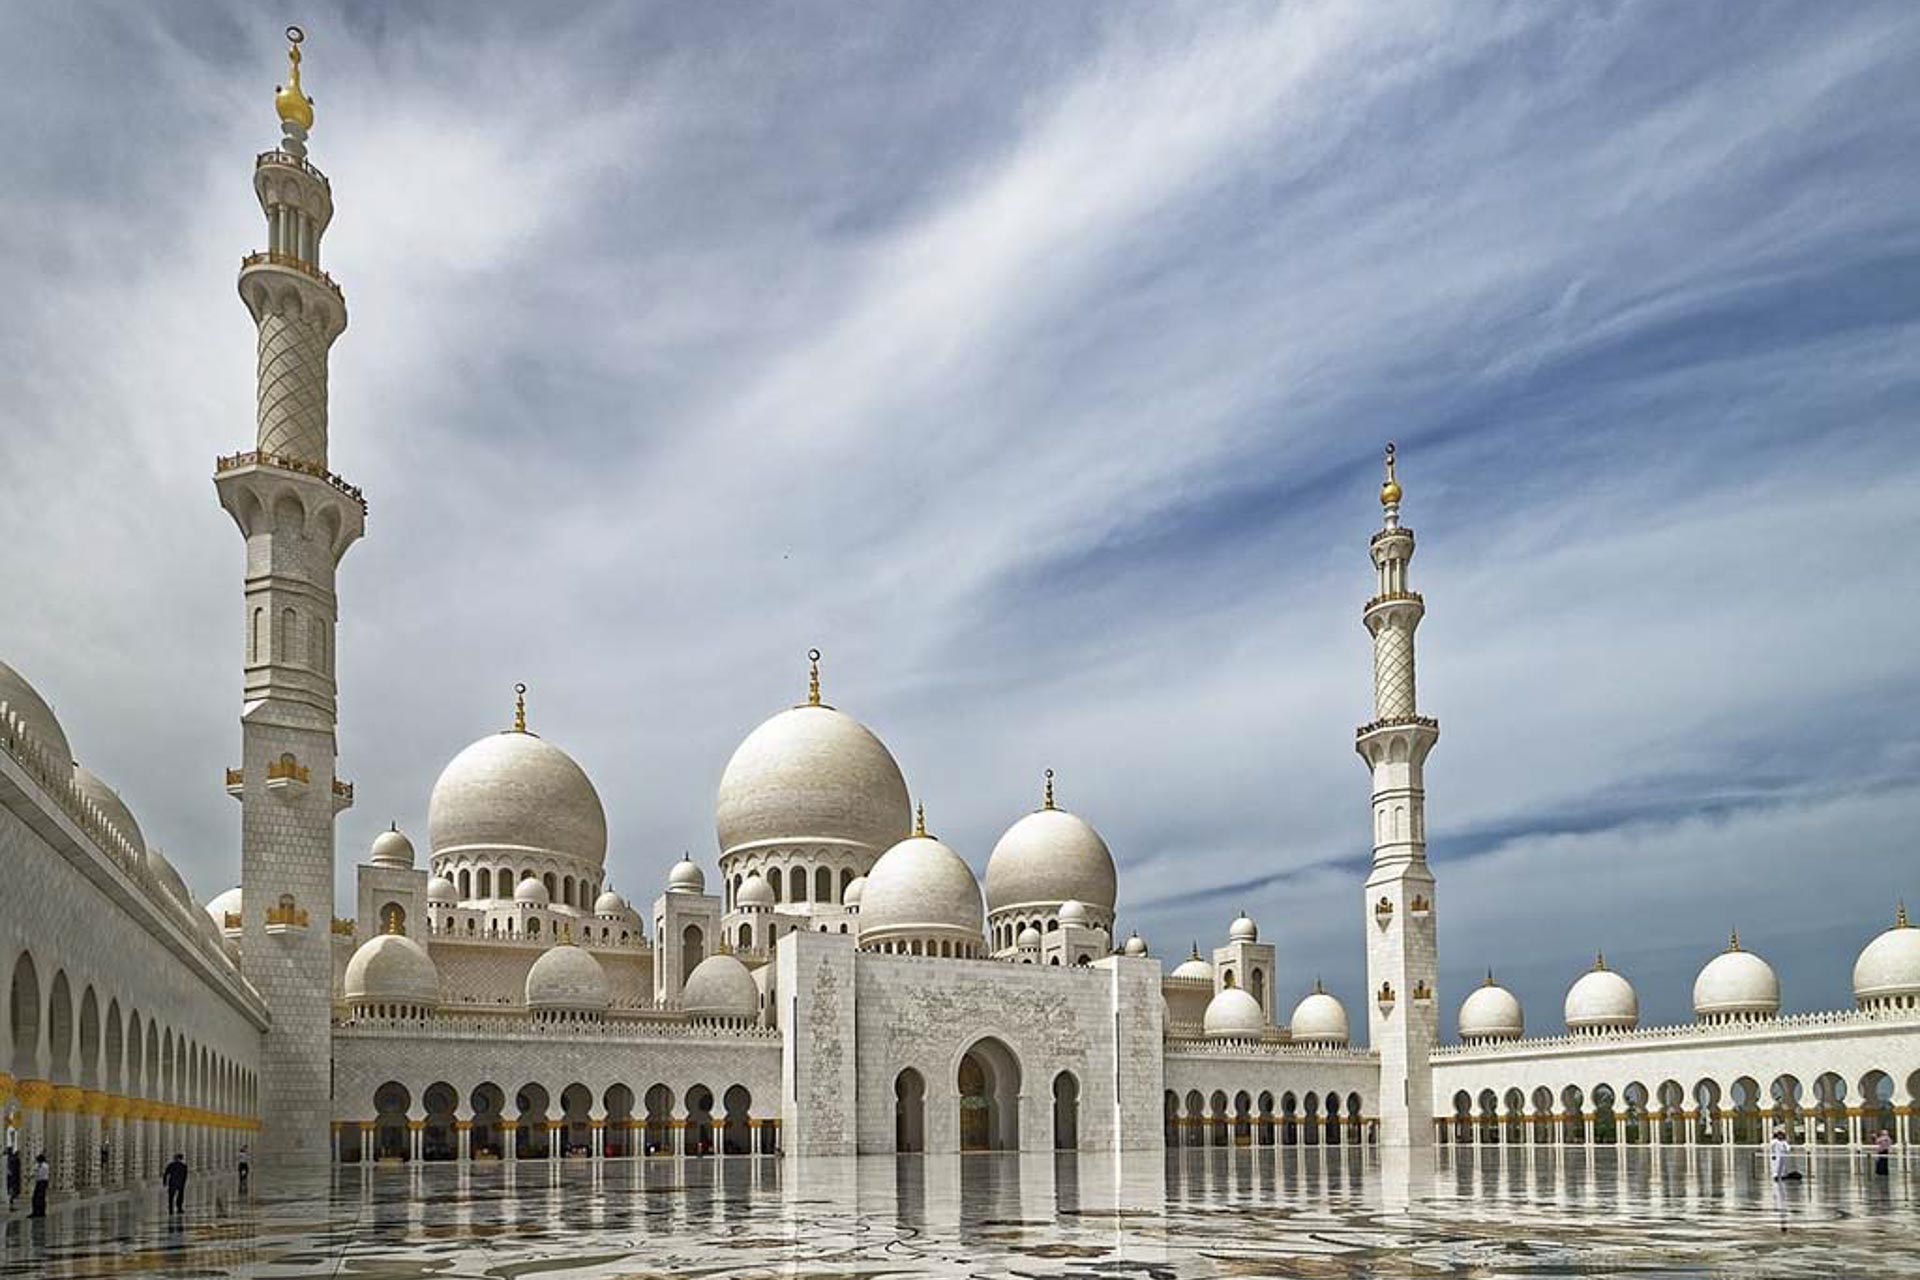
(680, 953, 760, 1020)
(716, 702, 911, 858)
(1693, 934, 1780, 1020)
(1854, 908, 1920, 1006)
(985, 804, 1117, 914)
(1289, 985, 1350, 1045)
(1204, 987, 1266, 1039)
(1459, 976, 1524, 1042)
(1564, 957, 1638, 1033)
(857, 829, 984, 950)
(525, 944, 610, 1012)
(73, 764, 145, 856)
(344, 933, 440, 1008)
(428, 729, 607, 867)
(0, 659, 72, 768)
(145, 847, 193, 910)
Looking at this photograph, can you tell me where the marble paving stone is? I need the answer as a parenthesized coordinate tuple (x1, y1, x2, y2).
(5, 1147, 1920, 1278)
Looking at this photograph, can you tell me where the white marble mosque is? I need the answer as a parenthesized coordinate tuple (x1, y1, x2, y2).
(5, 29, 1920, 1277)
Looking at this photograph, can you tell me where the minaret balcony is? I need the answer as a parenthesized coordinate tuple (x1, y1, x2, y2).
(255, 149, 330, 189)
(265, 904, 311, 933)
(225, 766, 245, 800)
(332, 777, 354, 813)
(215, 450, 368, 515)
(265, 757, 311, 797)
(239, 251, 344, 306)
(1355, 714, 1439, 739)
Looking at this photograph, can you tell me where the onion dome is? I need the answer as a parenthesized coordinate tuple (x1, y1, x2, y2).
(343, 933, 440, 1009)
(1693, 930, 1780, 1022)
(1203, 987, 1267, 1040)
(205, 887, 243, 929)
(1171, 945, 1214, 982)
(427, 876, 458, 903)
(857, 807, 985, 954)
(0, 659, 72, 767)
(1123, 932, 1149, 957)
(1458, 973, 1524, 1043)
(1017, 925, 1043, 949)
(514, 875, 550, 906)
(715, 654, 911, 859)
(145, 847, 193, 909)
(427, 710, 608, 868)
(737, 873, 774, 909)
(668, 856, 706, 894)
(368, 824, 416, 869)
(1228, 912, 1259, 944)
(1564, 954, 1638, 1034)
(985, 774, 1117, 914)
(1854, 904, 1920, 1008)
(843, 875, 866, 907)
(1289, 981, 1350, 1045)
(73, 764, 146, 856)
(1059, 899, 1090, 926)
(680, 953, 760, 1021)
(594, 887, 629, 915)
(525, 943, 610, 1014)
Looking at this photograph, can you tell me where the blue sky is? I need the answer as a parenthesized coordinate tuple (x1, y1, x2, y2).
(1, 2, 1916, 1036)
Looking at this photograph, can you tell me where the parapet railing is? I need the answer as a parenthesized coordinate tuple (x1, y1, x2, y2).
(1356, 714, 1439, 738)
(255, 149, 330, 187)
(1164, 1036, 1378, 1062)
(1431, 1005, 1920, 1058)
(335, 1009, 782, 1042)
(214, 450, 367, 513)
(239, 250, 345, 304)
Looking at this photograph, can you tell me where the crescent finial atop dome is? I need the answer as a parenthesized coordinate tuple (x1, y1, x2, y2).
(511, 682, 532, 735)
(274, 26, 315, 133)
(806, 648, 823, 707)
(1042, 768, 1055, 811)
(1380, 441, 1402, 508)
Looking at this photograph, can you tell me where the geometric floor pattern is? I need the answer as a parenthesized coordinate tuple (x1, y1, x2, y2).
(6, 1147, 1918, 1277)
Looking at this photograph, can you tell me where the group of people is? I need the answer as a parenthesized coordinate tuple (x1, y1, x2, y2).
(4, 1142, 250, 1217)
(1765, 1127, 1898, 1180)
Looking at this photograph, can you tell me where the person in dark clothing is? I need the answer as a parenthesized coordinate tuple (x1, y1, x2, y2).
(29, 1153, 49, 1217)
(237, 1144, 250, 1193)
(4, 1147, 19, 1209)
(162, 1153, 188, 1215)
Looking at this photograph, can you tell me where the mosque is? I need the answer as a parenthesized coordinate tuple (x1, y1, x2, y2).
(2, 32, 1917, 1198)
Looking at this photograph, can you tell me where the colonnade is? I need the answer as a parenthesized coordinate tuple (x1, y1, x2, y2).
(1163, 1088, 1375, 1148)
(1, 1073, 258, 1197)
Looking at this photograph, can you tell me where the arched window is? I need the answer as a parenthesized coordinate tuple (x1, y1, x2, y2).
(476, 868, 492, 898)
(528, 918, 541, 938)
(768, 867, 783, 903)
(250, 608, 264, 663)
(815, 866, 832, 903)
(279, 607, 297, 662)
(791, 870, 808, 903)
(378, 902, 406, 935)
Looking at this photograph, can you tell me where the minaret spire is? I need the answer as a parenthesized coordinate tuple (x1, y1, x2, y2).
(215, 27, 362, 1167)
(1357, 442, 1439, 1149)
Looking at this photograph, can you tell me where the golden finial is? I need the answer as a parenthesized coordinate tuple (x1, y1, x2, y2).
(913, 802, 926, 837)
(1593, 952, 1607, 972)
(1190, 941, 1201, 960)
(275, 26, 315, 132)
(1380, 441, 1402, 508)
(512, 683, 528, 733)
(1484, 969, 1496, 987)
(1042, 768, 1055, 811)
(1899, 901, 1911, 929)
(807, 648, 822, 706)
(1313, 976, 1325, 995)
(1728, 928, 1741, 952)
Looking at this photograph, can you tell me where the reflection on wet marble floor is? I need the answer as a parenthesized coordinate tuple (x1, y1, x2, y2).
(6, 1147, 1920, 1278)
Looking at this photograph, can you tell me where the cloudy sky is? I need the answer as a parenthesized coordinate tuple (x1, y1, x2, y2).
(2, 2, 1915, 1035)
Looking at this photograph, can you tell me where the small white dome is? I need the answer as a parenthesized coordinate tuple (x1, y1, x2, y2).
(1123, 932, 1149, 957)
(1564, 956, 1638, 1032)
(428, 729, 608, 868)
(368, 825, 416, 869)
(1203, 987, 1266, 1039)
(1171, 948, 1213, 982)
(514, 876, 550, 905)
(525, 944, 610, 1012)
(1693, 934, 1780, 1019)
(145, 847, 192, 909)
(668, 857, 706, 895)
(205, 887, 243, 928)
(858, 826, 984, 950)
(0, 659, 72, 768)
(1059, 899, 1089, 926)
(1228, 913, 1259, 944)
(680, 953, 760, 1020)
(843, 875, 866, 907)
(74, 764, 146, 857)
(737, 873, 774, 908)
(1018, 925, 1043, 949)
(716, 701, 911, 858)
(985, 801, 1117, 914)
(343, 933, 440, 1007)
(1854, 908, 1920, 1005)
(1459, 976, 1524, 1042)
(427, 876, 458, 903)
(594, 887, 629, 915)
(1289, 985, 1349, 1045)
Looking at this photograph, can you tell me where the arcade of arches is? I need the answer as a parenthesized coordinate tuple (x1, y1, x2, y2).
(1164, 1088, 1374, 1148)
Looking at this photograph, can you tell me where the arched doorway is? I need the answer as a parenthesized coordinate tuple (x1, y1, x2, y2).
(603, 1084, 635, 1157)
(560, 1083, 594, 1156)
(722, 1085, 753, 1154)
(896, 1069, 926, 1153)
(682, 925, 706, 985)
(515, 1084, 551, 1159)
(684, 1084, 715, 1155)
(957, 1038, 1020, 1152)
(469, 1083, 505, 1158)
(1052, 1072, 1079, 1150)
(422, 1082, 459, 1160)
(643, 1084, 674, 1155)
(373, 1081, 411, 1160)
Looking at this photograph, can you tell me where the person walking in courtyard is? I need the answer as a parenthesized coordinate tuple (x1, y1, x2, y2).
(5, 1145, 19, 1211)
(1769, 1127, 1792, 1181)
(163, 1152, 189, 1215)
(99, 1140, 110, 1183)
(237, 1143, 250, 1193)
(30, 1153, 49, 1217)
(1874, 1128, 1893, 1175)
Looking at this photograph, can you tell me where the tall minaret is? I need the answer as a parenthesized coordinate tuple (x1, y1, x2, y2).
(1356, 443, 1438, 1148)
(214, 27, 362, 1165)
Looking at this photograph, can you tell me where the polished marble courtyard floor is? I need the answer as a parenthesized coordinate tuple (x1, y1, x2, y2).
(5, 1147, 1919, 1278)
